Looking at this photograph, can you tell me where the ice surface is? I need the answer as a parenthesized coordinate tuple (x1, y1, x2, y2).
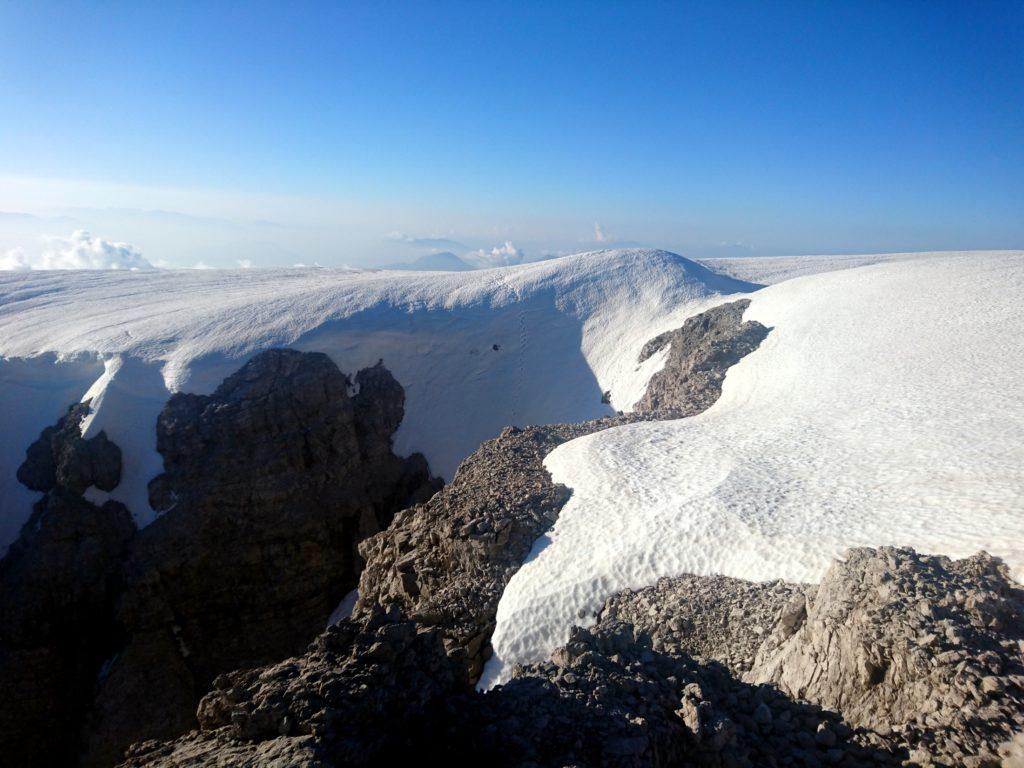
(0, 249, 752, 548)
(483, 251, 1024, 686)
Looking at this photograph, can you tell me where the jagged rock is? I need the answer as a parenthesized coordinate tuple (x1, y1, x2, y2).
(80, 350, 440, 766)
(0, 489, 135, 767)
(749, 547, 1024, 767)
(482, 620, 897, 767)
(119, 608, 470, 767)
(118, 612, 898, 768)
(600, 548, 1024, 765)
(354, 418, 612, 681)
(634, 299, 769, 416)
(17, 400, 121, 494)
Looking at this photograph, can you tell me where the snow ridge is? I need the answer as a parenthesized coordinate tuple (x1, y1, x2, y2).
(0, 249, 752, 548)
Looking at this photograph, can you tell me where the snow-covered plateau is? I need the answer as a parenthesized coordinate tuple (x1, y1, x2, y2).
(2, 247, 1023, 674)
(483, 249, 1024, 685)
(0, 248, 752, 549)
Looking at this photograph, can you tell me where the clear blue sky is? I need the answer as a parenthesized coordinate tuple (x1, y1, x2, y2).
(1, 1, 1022, 267)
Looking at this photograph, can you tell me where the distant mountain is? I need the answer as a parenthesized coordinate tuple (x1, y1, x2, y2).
(383, 251, 476, 271)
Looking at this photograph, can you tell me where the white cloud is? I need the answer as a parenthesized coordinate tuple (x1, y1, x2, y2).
(0, 247, 32, 271)
(236, 259, 253, 268)
(385, 231, 464, 252)
(464, 241, 525, 268)
(594, 222, 608, 242)
(0, 230, 153, 270)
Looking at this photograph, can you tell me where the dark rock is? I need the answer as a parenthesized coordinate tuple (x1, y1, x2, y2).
(117, 612, 896, 768)
(119, 609, 470, 767)
(0, 489, 135, 767)
(17, 400, 121, 494)
(81, 350, 440, 766)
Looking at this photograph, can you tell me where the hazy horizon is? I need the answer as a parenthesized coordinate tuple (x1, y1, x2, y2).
(2, 1, 1022, 269)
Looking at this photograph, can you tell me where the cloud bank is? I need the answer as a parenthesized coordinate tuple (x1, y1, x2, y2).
(0, 230, 153, 270)
(463, 241, 525, 268)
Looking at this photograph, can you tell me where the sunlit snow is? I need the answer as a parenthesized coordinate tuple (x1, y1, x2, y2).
(482, 250, 1024, 686)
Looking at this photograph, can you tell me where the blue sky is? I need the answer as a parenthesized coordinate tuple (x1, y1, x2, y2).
(1, 1, 1022, 267)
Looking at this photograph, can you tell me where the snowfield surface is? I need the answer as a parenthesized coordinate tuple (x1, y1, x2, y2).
(482, 250, 1024, 687)
(0, 249, 752, 549)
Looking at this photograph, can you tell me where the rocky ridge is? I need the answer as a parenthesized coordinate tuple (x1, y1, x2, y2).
(119, 547, 1024, 768)
(121, 607, 895, 768)
(0, 350, 440, 767)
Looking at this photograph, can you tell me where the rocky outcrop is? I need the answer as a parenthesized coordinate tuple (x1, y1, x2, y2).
(601, 548, 1024, 766)
(479, 620, 896, 768)
(16, 400, 121, 495)
(634, 299, 769, 415)
(750, 547, 1024, 767)
(118, 611, 896, 768)
(81, 350, 440, 766)
(1, 403, 134, 767)
(121, 608, 470, 767)
(354, 419, 614, 680)
(121, 547, 1024, 768)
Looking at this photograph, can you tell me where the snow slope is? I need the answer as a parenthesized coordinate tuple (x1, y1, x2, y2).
(483, 250, 1024, 686)
(0, 249, 753, 549)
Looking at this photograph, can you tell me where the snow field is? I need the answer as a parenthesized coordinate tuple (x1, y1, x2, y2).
(482, 251, 1024, 686)
(0, 249, 752, 549)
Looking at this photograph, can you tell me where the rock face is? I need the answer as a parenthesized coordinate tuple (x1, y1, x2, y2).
(606, 548, 1024, 766)
(634, 299, 769, 415)
(750, 547, 1024, 767)
(16, 400, 122, 494)
(1, 403, 135, 767)
(81, 350, 440, 766)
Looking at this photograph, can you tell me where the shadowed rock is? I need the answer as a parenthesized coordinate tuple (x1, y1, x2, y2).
(2, 411, 133, 768)
(73, 350, 439, 766)
(17, 400, 121, 494)
(117, 610, 896, 768)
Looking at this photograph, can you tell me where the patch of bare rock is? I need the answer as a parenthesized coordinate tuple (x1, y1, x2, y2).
(0, 401, 134, 766)
(635, 299, 769, 416)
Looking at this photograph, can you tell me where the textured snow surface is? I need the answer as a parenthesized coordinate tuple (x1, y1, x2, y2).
(0, 249, 752, 548)
(483, 251, 1024, 686)
(692, 249, 1012, 285)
